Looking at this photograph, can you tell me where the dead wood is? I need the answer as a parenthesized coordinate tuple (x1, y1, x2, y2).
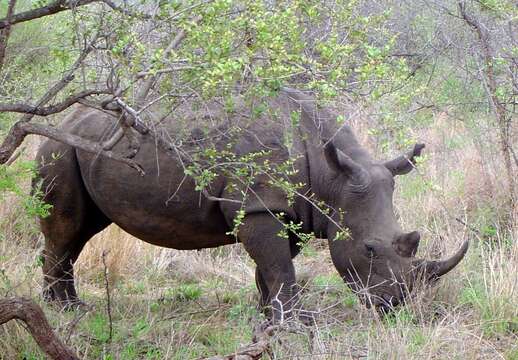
(199, 323, 277, 360)
(0, 297, 79, 360)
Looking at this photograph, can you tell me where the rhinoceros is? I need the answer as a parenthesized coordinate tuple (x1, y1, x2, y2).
(34, 87, 468, 318)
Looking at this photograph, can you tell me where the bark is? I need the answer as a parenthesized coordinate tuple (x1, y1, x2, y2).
(0, 297, 79, 360)
(0, 0, 16, 72)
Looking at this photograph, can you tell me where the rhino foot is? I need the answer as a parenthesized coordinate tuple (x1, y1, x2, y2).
(59, 298, 90, 312)
(43, 287, 90, 312)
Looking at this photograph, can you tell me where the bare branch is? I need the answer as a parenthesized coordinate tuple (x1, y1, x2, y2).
(135, 16, 202, 106)
(0, 121, 145, 175)
(0, 297, 79, 360)
(458, 0, 517, 211)
(114, 97, 149, 134)
(16, 34, 98, 127)
(201, 188, 243, 204)
(0, 0, 99, 30)
(101, 127, 124, 151)
(101, 251, 113, 343)
(0, 0, 17, 71)
(0, 89, 110, 115)
(0, 34, 111, 167)
(135, 65, 198, 78)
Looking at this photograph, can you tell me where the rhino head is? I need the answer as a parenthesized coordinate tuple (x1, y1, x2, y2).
(322, 140, 468, 313)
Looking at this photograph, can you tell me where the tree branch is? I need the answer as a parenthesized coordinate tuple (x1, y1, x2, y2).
(0, 89, 110, 115)
(135, 16, 201, 106)
(0, 297, 79, 360)
(0, 0, 17, 71)
(0, 121, 145, 175)
(15, 33, 98, 128)
(0, 0, 98, 30)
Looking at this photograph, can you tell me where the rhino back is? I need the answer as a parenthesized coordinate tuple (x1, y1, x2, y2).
(48, 91, 317, 248)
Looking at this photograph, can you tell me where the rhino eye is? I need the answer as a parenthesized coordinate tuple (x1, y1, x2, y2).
(365, 244, 377, 258)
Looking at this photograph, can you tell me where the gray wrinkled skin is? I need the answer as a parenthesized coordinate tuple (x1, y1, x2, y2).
(34, 88, 467, 318)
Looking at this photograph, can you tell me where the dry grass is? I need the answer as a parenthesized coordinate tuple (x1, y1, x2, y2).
(0, 117, 517, 359)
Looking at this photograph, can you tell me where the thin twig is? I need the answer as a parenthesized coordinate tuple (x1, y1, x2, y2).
(101, 250, 113, 343)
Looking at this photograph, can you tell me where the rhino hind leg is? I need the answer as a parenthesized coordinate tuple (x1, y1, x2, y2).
(36, 144, 111, 309)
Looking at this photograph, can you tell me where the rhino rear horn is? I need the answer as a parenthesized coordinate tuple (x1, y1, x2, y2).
(384, 143, 425, 176)
(323, 140, 370, 185)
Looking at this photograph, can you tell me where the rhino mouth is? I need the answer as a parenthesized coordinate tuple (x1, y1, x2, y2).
(363, 293, 404, 314)
(374, 295, 403, 314)
(353, 288, 405, 314)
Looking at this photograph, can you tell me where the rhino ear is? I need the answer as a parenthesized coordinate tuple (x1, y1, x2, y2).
(394, 231, 420, 257)
(324, 140, 345, 173)
(323, 140, 364, 178)
(384, 143, 425, 176)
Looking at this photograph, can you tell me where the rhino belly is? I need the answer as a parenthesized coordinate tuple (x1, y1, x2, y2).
(75, 144, 234, 250)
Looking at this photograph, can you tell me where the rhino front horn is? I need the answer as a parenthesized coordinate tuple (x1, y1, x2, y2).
(416, 240, 469, 281)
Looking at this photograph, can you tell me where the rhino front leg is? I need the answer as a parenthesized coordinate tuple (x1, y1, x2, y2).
(255, 267, 270, 311)
(238, 213, 300, 323)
